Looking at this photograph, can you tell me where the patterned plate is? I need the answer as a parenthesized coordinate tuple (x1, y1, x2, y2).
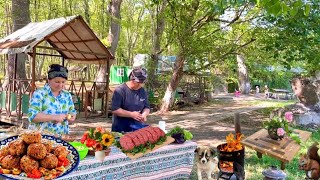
(0, 134, 80, 180)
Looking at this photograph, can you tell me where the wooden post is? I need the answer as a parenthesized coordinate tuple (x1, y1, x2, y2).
(105, 60, 110, 118)
(31, 47, 36, 95)
(234, 113, 241, 134)
(13, 54, 17, 92)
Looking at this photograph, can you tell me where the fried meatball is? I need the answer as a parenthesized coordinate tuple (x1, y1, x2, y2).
(0, 146, 10, 156)
(41, 139, 53, 153)
(40, 153, 58, 169)
(54, 146, 68, 158)
(20, 155, 39, 173)
(8, 139, 26, 156)
(21, 131, 42, 144)
(27, 143, 47, 160)
(1, 155, 20, 169)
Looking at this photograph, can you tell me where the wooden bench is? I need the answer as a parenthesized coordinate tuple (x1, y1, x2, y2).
(242, 129, 311, 170)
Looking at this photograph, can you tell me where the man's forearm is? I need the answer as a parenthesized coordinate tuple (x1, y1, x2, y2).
(112, 108, 133, 118)
(142, 108, 150, 116)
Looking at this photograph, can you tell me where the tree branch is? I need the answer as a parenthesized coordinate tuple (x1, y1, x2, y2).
(190, 38, 256, 72)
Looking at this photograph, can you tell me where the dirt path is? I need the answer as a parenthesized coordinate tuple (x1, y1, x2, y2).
(72, 94, 280, 146)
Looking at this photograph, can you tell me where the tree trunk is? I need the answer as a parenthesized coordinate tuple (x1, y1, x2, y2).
(2, 0, 30, 89)
(236, 54, 250, 94)
(95, 0, 122, 84)
(83, 0, 90, 25)
(159, 55, 185, 113)
(147, 0, 167, 90)
(291, 77, 320, 109)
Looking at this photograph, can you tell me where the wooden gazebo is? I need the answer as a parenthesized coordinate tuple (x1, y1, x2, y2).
(0, 15, 114, 121)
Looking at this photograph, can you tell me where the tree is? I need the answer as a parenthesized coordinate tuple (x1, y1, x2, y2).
(2, 0, 30, 89)
(159, 1, 247, 112)
(95, 0, 122, 84)
(146, 0, 167, 89)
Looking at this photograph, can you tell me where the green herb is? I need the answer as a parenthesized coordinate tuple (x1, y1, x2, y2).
(183, 130, 193, 140)
(167, 126, 193, 141)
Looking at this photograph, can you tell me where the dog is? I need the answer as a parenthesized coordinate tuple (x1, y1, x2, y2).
(195, 146, 218, 180)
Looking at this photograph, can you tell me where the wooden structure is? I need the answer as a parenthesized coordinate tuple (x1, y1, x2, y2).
(0, 15, 114, 121)
(242, 129, 311, 170)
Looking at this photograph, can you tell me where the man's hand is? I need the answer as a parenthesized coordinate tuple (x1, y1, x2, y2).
(141, 112, 148, 122)
(131, 111, 143, 121)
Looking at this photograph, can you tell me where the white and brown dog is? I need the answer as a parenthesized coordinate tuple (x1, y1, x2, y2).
(195, 146, 219, 180)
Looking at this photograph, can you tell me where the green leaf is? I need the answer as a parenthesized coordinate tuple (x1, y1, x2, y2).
(304, 4, 310, 16)
(89, 128, 94, 139)
(183, 130, 193, 140)
(95, 131, 102, 141)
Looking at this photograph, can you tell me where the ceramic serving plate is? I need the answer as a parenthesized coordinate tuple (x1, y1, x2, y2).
(0, 134, 80, 180)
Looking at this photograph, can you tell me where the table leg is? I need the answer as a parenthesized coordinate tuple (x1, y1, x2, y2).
(257, 151, 262, 158)
(280, 162, 286, 170)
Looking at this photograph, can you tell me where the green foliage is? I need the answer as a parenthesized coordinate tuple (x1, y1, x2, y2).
(245, 129, 320, 179)
(167, 126, 193, 140)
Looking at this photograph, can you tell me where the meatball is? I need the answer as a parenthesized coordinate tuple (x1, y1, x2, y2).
(1, 155, 20, 169)
(21, 131, 42, 144)
(0, 146, 10, 156)
(20, 155, 39, 173)
(54, 146, 68, 158)
(27, 143, 47, 160)
(8, 139, 26, 156)
(41, 139, 53, 153)
(40, 153, 58, 169)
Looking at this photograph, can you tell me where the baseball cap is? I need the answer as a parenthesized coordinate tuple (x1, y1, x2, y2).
(129, 68, 147, 83)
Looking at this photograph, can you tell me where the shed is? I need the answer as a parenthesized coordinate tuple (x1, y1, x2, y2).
(110, 66, 131, 85)
(0, 15, 114, 119)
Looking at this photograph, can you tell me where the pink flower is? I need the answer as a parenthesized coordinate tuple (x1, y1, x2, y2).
(277, 128, 285, 136)
(284, 112, 293, 122)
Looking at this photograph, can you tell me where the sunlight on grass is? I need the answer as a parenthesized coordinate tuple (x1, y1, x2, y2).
(244, 129, 320, 180)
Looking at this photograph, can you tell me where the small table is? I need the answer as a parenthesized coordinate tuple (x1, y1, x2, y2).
(242, 129, 311, 170)
(272, 89, 291, 100)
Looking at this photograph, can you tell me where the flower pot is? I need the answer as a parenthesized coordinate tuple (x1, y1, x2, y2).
(95, 150, 106, 161)
(89, 148, 111, 156)
(268, 128, 284, 140)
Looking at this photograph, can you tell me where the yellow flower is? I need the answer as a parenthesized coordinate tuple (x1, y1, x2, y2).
(101, 133, 114, 147)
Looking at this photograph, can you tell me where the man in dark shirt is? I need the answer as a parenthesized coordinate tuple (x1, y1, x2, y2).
(111, 68, 150, 133)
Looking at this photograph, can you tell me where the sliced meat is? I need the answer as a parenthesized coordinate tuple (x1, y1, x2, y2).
(146, 127, 159, 143)
(136, 130, 148, 144)
(153, 127, 165, 137)
(139, 129, 153, 143)
(119, 136, 135, 151)
(126, 133, 142, 147)
(133, 131, 147, 145)
(142, 128, 157, 143)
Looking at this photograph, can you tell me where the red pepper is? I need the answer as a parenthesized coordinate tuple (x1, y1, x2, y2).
(27, 169, 41, 178)
(58, 156, 70, 167)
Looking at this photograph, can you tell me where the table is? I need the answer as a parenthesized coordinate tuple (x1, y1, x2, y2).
(242, 129, 311, 170)
(59, 141, 197, 180)
(272, 89, 291, 100)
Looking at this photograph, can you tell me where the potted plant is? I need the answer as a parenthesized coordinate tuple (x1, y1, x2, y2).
(80, 127, 114, 161)
(263, 111, 301, 143)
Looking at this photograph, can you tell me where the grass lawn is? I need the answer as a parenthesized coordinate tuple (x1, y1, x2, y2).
(187, 99, 318, 179)
(245, 128, 319, 180)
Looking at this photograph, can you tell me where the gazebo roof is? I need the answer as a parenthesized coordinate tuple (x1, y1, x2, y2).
(0, 15, 113, 64)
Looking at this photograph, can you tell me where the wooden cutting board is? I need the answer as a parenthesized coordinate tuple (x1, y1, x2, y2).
(126, 136, 175, 160)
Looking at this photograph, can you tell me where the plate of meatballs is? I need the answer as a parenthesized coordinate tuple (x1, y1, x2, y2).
(0, 131, 80, 179)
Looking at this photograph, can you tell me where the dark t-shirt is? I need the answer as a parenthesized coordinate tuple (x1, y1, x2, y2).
(111, 83, 150, 133)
